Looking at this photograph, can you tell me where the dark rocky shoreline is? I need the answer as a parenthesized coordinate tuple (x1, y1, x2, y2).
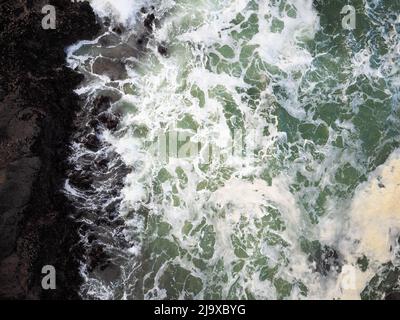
(0, 0, 99, 299)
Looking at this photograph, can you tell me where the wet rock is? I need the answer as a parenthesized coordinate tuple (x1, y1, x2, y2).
(98, 112, 119, 131)
(301, 238, 342, 276)
(87, 244, 108, 272)
(0, 126, 7, 143)
(92, 96, 112, 114)
(103, 161, 131, 181)
(144, 13, 156, 31)
(105, 201, 118, 215)
(97, 262, 121, 283)
(315, 246, 341, 275)
(99, 43, 139, 59)
(95, 158, 109, 169)
(0, 0, 100, 299)
(158, 44, 168, 56)
(98, 33, 121, 47)
(357, 255, 369, 272)
(92, 57, 128, 81)
(76, 153, 96, 167)
(96, 90, 122, 103)
(68, 171, 93, 190)
(385, 291, 400, 300)
(362, 263, 400, 300)
(83, 134, 101, 151)
(88, 118, 100, 129)
(87, 234, 96, 244)
(103, 17, 111, 27)
(136, 34, 149, 47)
(0, 157, 41, 260)
(112, 23, 125, 35)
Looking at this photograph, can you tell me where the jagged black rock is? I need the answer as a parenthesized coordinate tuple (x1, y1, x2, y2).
(0, 0, 100, 299)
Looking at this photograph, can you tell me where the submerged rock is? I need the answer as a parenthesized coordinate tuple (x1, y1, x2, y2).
(83, 134, 101, 151)
(98, 44, 139, 60)
(158, 44, 168, 56)
(96, 261, 121, 283)
(362, 263, 400, 300)
(92, 95, 112, 114)
(97, 112, 119, 131)
(68, 171, 93, 190)
(98, 33, 121, 47)
(385, 291, 400, 300)
(112, 23, 125, 35)
(144, 13, 157, 31)
(87, 244, 108, 272)
(92, 56, 128, 81)
(300, 238, 342, 276)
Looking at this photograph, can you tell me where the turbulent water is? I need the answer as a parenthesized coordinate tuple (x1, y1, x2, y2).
(65, 0, 400, 299)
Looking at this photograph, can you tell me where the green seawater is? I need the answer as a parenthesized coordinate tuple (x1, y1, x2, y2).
(70, 0, 400, 299)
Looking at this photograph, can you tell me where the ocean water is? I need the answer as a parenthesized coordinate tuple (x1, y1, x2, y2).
(65, 0, 400, 299)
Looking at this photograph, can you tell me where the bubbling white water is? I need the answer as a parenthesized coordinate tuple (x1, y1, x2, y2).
(89, 0, 150, 25)
(66, 0, 400, 300)
(336, 150, 400, 299)
(102, 0, 322, 299)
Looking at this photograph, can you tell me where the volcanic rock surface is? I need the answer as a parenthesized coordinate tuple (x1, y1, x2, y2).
(0, 0, 99, 299)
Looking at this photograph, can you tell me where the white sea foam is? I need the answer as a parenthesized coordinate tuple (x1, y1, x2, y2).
(103, 0, 323, 299)
(65, 0, 400, 300)
(89, 0, 150, 25)
(317, 149, 400, 300)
